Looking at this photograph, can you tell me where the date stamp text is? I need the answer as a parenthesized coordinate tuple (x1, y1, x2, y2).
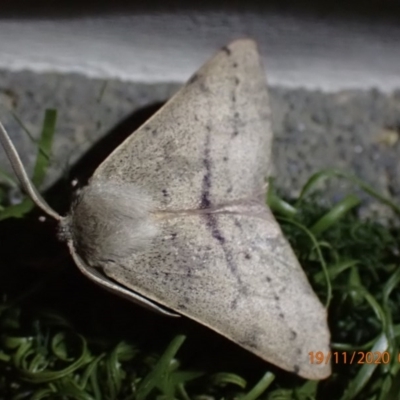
(308, 351, 399, 365)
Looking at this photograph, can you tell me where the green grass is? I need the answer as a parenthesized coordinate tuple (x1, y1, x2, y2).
(0, 109, 56, 221)
(0, 110, 399, 399)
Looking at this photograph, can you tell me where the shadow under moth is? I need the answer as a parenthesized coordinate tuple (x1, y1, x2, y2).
(0, 39, 331, 379)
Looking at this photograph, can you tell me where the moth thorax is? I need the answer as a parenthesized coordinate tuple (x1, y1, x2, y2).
(60, 180, 158, 267)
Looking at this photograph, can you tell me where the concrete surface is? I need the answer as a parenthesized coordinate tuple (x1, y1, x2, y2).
(0, 13, 400, 91)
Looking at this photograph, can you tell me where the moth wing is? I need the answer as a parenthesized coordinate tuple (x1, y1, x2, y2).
(65, 39, 330, 379)
(101, 208, 331, 380)
(66, 240, 179, 317)
(91, 39, 272, 210)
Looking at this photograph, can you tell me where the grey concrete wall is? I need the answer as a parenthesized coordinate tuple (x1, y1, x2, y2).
(0, 12, 399, 91)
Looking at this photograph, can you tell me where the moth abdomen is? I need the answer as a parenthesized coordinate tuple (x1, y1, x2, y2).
(61, 180, 158, 267)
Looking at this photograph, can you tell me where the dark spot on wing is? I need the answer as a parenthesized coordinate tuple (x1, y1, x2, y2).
(171, 232, 177, 240)
(152, 129, 158, 136)
(199, 82, 208, 93)
(227, 186, 233, 193)
(239, 340, 258, 350)
(223, 156, 228, 162)
(185, 265, 193, 277)
(245, 253, 251, 260)
(162, 189, 168, 197)
(144, 126, 151, 132)
(188, 73, 208, 92)
(266, 276, 272, 283)
(293, 365, 300, 374)
(274, 294, 280, 301)
(290, 330, 297, 340)
(279, 313, 284, 319)
(234, 77, 240, 85)
(239, 285, 249, 296)
(231, 297, 238, 309)
(233, 62, 238, 68)
(188, 73, 199, 84)
(234, 220, 242, 229)
(200, 190, 210, 209)
(231, 111, 240, 138)
(222, 46, 232, 55)
(231, 93, 236, 103)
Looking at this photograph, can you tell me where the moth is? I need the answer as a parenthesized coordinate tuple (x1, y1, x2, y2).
(0, 39, 331, 379)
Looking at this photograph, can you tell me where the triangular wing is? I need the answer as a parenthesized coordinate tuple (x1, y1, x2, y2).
(91, 39, 272, 210)
(65, 39, 331, 379)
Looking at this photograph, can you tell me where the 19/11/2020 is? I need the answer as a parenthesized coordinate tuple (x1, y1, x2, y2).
(308, 351, 397, 365)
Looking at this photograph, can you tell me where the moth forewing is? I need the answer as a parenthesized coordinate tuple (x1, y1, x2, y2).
(0, 38, 331, 380)
(90, 39, 272, 210)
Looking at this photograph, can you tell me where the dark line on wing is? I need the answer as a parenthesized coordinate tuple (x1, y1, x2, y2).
(199, 129, 242, 293)
(205, 214, 241, 286)
(206, 214, 225, 245)
(264, 275, 299, 343)
(200, 128, 212, 209)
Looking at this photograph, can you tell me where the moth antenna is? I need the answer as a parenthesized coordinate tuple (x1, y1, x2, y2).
(0, 120, 62, 221)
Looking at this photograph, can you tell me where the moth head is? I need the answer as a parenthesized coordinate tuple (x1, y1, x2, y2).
(59, 180, 158, 267)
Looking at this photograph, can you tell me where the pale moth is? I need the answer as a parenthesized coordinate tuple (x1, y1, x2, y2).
(0, 39, 331, 379)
